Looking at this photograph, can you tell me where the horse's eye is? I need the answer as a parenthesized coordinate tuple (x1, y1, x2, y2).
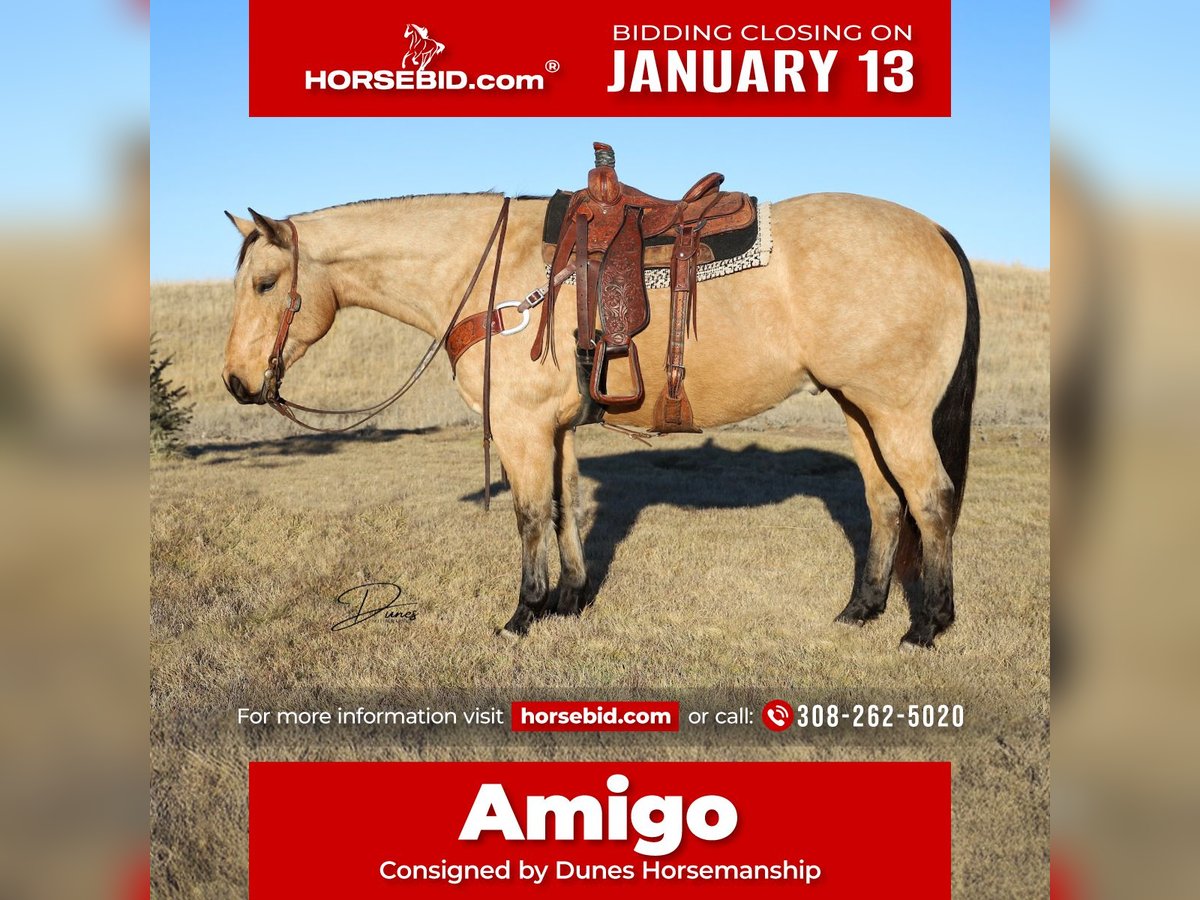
(256, 279, 277, 294)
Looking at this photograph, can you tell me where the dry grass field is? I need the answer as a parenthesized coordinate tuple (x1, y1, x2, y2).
(151, 262, 1049, 897)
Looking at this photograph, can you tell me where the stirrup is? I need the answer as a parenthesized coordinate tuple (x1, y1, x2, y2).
(590, 342, 644, 406)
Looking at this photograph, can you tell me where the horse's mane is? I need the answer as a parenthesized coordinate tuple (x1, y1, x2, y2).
(234, 192, 512, 270)
(294, 191, 502, 216)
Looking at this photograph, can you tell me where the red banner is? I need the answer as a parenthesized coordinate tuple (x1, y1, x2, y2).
(249, 0, 950, 117)
(249, 761, 950, 898)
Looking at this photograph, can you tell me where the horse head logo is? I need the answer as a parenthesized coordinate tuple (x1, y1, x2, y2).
(403, 23, 446, 72)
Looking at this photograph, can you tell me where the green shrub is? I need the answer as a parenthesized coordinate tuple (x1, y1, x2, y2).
(151, 335, 192, 455)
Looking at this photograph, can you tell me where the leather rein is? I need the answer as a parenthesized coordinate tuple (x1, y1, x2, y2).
(262, 199, 511, 506)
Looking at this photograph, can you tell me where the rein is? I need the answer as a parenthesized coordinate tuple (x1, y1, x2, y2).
(264, 199, 511, 507)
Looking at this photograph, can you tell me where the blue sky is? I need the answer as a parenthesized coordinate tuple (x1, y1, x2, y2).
(1, 2, 147, 218)
(150, 1, 1047, 280)
(1052, 0, 1200, 198)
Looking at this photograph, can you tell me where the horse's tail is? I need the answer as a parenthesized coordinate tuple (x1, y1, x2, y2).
(895, 226, 980, 580)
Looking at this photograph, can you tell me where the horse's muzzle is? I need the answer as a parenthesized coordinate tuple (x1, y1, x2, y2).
(224, 372, 269, 405)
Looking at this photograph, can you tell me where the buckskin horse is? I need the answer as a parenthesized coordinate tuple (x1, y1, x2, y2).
(221, 150, 978, 650)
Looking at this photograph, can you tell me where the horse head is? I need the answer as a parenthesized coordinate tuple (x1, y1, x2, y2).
(221, 210, 336, 404)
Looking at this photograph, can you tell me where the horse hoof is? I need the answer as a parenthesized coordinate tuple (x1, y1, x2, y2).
(501, 607, 536, 636)
(494, 626, 521, 642)
(552, 594, 584, 618)
(834, 599, 885, 627)
(548, 580, 591, 618)
(898, 632, 936, 652)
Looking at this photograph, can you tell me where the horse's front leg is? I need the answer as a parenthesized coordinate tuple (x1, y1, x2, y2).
(497, 422, 556, 636)
(546, 427, 590, 617)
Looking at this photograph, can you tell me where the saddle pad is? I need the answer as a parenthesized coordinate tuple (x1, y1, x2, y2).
(541, 191, 773, 289)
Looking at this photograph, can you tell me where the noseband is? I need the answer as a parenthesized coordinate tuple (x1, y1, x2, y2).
(260, 199, 511, 506)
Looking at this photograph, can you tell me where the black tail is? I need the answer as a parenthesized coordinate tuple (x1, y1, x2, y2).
(895, 227, 980, 579)
(932, 227, 980, 527)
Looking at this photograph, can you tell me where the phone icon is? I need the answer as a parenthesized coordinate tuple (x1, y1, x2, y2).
(762, 699, 794, 732)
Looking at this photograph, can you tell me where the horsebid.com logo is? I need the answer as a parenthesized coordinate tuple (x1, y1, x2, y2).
(402, 23, 444, 71)
(304, 21, 546, 92)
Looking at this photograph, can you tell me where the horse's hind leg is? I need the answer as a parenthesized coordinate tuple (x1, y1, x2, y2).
(498, 424, 556, 636)
(545, 428, 590, 617)
(832, 393, 902, 627)
(869, 412, 957, 649)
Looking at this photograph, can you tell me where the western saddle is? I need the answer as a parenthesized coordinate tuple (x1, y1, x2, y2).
(534, 143, 755, 433)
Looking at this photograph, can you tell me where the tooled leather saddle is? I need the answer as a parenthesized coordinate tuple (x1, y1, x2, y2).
(532, 143, 755, 433)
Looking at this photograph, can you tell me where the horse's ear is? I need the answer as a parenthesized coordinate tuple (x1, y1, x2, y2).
(247, 208, 292, 248)
(225, 210, 256, 238)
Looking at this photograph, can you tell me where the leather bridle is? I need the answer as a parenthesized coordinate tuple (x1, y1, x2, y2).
(260, 219, 303, 404)
(258, 199, 511, 505)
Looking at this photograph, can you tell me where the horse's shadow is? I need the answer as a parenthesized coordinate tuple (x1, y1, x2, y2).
(467, 438, 871, 596)
(189, 426, 440, 465)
